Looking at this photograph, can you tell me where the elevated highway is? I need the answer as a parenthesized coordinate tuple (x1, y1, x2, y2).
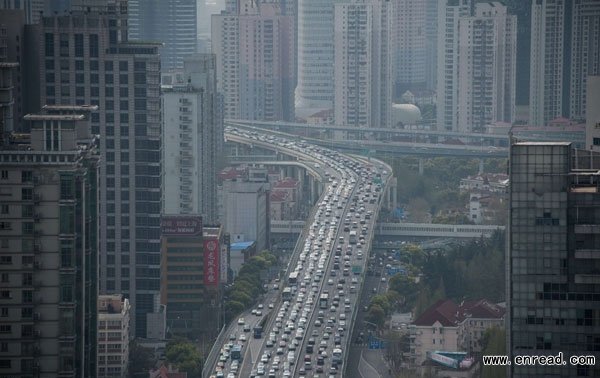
(205, 126, 393, 377)
(226, 120, 507, 158)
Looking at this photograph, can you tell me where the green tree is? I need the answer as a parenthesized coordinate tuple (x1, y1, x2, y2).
(366, 304, 386, 329)
(129, 340, 155, 377)
(481, 327, 506, 378)
(388, 273, 418, 309)
(165, 339, 203, 377)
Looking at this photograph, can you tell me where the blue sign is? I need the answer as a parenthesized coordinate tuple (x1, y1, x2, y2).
(368, 335, 386, 349)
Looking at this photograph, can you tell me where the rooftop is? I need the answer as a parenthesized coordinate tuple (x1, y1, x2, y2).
(42, 104, 99, 112)
(24, 114, 85, 121)
(513, 141, 571, 146)
(231, 241, 255, 250)
(413, 299, 505, 327)
(274, 177, 299, 189)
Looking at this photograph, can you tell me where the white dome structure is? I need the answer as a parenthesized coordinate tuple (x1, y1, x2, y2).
(392, 103, 422, 125)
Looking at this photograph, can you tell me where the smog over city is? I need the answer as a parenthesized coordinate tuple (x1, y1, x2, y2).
(0, 0, 598, 377)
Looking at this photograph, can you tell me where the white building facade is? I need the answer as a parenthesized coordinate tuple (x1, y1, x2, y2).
(393, 0, 426, 97)
(457, 2, 516, 132)
(212, 0, 296, 121)
(97, 294, 130, 378)
(220, 180, 270, 252)
(436, 0, 471, 132)
(162, 54, 223, 223)
(296, 0, 335, 114)
(437, 0, 516, 133)
(529, 0, 565, 126)
(333, 0, 393, 128)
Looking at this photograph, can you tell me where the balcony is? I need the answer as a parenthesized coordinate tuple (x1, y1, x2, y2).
(575, 274, 600, 284)
(575, 249, 600, 259)
(574, 225, 600, 234)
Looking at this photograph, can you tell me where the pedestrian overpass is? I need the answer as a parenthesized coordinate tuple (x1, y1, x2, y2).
(271, 220, 504, 239)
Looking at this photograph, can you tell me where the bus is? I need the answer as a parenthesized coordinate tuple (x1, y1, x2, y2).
(231, 344, 243, 361)
(253, 326, 263, 339)
(319, 293, 329, 309)
(349, 231, 357, 244)
(282, 287, 292, 301)
(288, 271, 299, 285)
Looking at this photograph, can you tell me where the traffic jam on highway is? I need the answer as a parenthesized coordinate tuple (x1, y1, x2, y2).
(210, 127, 389, 378)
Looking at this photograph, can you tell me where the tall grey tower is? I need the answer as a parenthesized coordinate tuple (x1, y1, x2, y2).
(508, 142, 600, 378)
(529, 0, 600, 125)
(128, 0, 198, 73)
(37, 0, 163, 337)
(393, 0, 426, 98)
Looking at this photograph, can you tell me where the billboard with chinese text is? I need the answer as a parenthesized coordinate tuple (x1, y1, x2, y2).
(204, 238, 219, 285)
(161, 215, 203, 236)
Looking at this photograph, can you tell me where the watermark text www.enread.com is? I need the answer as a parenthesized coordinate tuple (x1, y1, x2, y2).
(483, 352, 596, 366)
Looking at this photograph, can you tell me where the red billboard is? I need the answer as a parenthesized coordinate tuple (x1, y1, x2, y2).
(161, 216, 202, 236)
(204, 238, 219, 286)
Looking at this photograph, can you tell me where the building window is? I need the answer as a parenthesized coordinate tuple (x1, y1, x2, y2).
(22, 222, 33, 235)
(59, 206, 75, 234)
(60, 175, 74, 200)
(22, 291, 32, 304)
(119, 61, 128, 71)
(89, 34, 99, 57)
(74, 33, 84, 57)
(45, 33, 54, 57)
(0, 205, 8, 214)
(60, 241, 73, 268)
(59, 33, 69, 57)
(1, 273, 7, 283)
(0, 222, 11, 231)
(594, 138, 600, 146)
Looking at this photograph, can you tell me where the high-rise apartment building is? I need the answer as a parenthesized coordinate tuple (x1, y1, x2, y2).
(436, 0, 471, 132)
(491, 0, 531, 107)
(507, 142, 600, 377)
(212, 0, 296, 121)
(569, 0, 600, 121)
(456, 2, 516, 132)
(0, 17, 20, 145)
(437, 0, 516, 133)
(423, 0, 440, 93)
(37, 1, 163, 337)
(529, 0, 566, 127)
(587, 76, 600, 151)
(128, 0, 197, 73)
(97, 294, 130, 378)
(530, 0, 600, 125)
(393, 0, 426, 98)
(162, 54, 223, 222)
(0, 105, 99, 377)
(295, 0, 335, 114)
(0, 10, 25, 136)
(333, 0, 393, 128)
